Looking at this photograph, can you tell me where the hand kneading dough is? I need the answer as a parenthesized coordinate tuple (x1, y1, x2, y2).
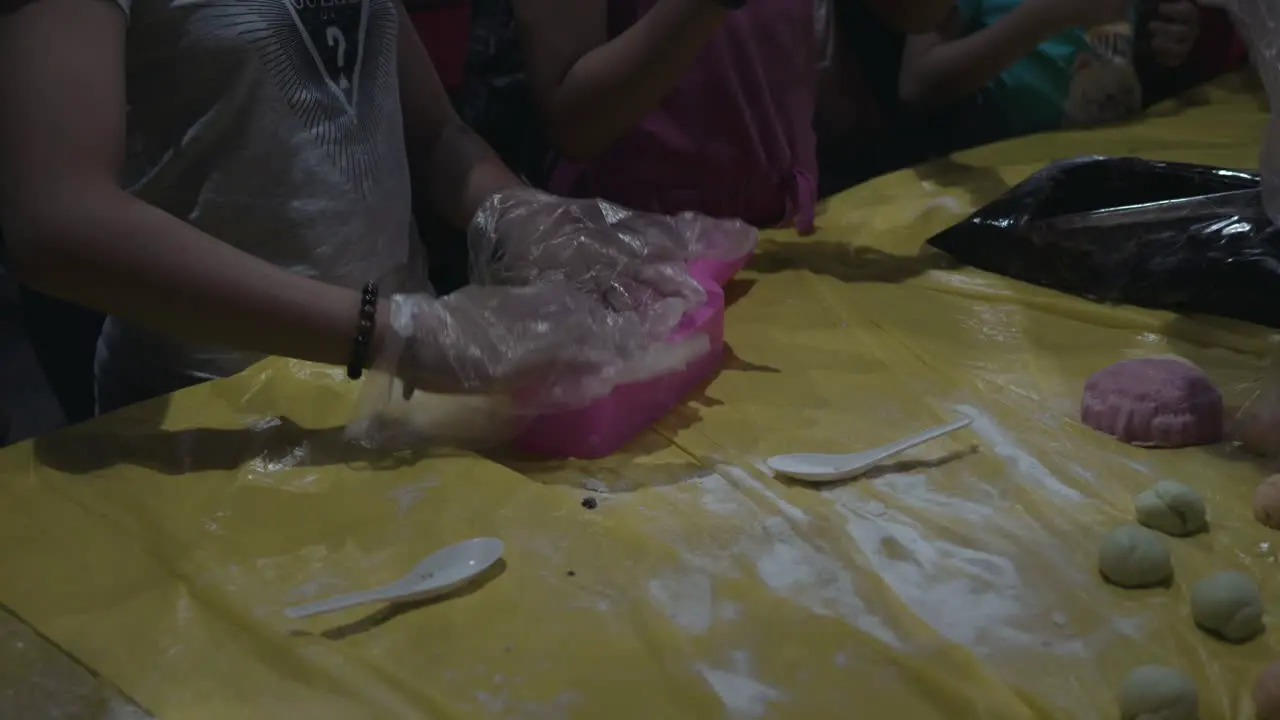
(1099, 525, 1172, 588)
(1254, 662, 1280, 720)
(1190, 571, 1265, 643)
(1118, 665, 1199, 720)
(1134, 480, 1207, 536)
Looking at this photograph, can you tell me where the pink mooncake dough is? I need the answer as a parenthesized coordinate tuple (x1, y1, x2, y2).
(1254, 476, 1280, 530)
(1256, 662, 1280, 719)
(1081, 357, 1223, 448)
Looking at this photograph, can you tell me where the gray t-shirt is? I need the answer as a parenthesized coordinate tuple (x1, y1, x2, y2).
(96, 0, 424, 412)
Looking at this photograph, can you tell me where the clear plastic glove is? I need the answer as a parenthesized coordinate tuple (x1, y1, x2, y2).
(468, 188, 758, 312)
(346, 283, 707, 448)
(390, 283, 695, 403)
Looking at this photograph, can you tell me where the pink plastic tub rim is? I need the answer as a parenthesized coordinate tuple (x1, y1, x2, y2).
(511, 253, 749, 458)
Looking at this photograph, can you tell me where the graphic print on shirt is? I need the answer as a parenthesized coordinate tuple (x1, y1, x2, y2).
(205, 0, 398, 195)
(285, 0, 369, 111)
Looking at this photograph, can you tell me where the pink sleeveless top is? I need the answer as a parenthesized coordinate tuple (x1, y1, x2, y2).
(548, 0, 819, 234)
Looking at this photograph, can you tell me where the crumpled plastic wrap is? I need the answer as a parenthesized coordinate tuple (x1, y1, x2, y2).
(344, 284, 705, 450)
(926, 156, 1280, 326)
(467, 187, 757, 310)
(346, 190, 757, 449)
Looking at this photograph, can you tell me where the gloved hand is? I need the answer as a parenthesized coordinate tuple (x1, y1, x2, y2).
(378, 283, 699, 409)
(467, 187, 757, 311)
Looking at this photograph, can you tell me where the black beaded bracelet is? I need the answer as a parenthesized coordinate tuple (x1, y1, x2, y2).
(347, 281, 379, 380)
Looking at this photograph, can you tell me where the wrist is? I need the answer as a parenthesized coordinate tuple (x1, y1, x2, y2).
(375, 294, 462, 394)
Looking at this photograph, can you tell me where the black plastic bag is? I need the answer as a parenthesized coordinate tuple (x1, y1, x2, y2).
(926, 156, 1280, 328)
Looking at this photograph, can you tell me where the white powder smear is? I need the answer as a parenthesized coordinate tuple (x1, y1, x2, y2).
(832, 496, 1034, 650)
(751, 516, 898, 646)
(867, 473, 1000, 520)
(956, 404, 1083, 502)
(695, 473, 746, 516)
(648, 575, 713, 634)
(669, 471, 899, 647)
(718, 464, 808, 522)
(697, 652, 784, 720)
(385, 478, 439, 517)
(475, 689, 580, 717)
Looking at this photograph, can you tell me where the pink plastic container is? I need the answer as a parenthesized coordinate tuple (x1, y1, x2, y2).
(688, 255, 751, 288)
(512, 255, 748, 459)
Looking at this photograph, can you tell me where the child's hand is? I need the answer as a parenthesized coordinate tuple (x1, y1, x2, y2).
(1147, 0, 1199, 67)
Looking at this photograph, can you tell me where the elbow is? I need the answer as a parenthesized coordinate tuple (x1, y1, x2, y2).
(3, 213, 71, 292)
(4, 224, 64, 293)
(1, 186, 119, 293)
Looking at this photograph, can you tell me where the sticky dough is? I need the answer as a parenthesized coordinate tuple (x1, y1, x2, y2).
(1190, 571, 1265, 643)
(1098, 524, 1172, 589)
(1254, 475, 1280, 530)
(1118, 665, 1199, 720)
(1255, 662, 1280, 720)
(1081, 357, 1223, 447)
(1134, 480, 1207, 537)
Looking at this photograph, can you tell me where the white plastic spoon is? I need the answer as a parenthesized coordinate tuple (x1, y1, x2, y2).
(766, 417, 973, 483)
(283, 537, 504, 619)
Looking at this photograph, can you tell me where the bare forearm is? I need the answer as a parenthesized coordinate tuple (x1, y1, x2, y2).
(530, 0, 725, 161)
(5, 185, 372, 367)
(413, 119, 523, 229)
(900, 3, 1064, 106)
(865, 0, 956, 32)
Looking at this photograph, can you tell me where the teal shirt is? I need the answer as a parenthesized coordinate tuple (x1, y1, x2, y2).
(955, 0, 1094, 134)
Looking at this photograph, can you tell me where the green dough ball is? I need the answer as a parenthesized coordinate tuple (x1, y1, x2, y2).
(1099, 524, 1173, 588)
(1190, 571, 1265, 643)
(1134, 480, 1207, 537)
(1118, 665, 1199, 720)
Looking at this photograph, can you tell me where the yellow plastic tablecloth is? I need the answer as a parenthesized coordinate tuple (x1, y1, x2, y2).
(2, 74, 1279, 719)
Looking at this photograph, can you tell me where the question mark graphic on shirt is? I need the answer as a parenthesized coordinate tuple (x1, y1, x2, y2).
(326, 26, 351, 92)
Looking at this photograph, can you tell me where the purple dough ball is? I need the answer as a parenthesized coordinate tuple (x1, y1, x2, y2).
(1081, 357, 1223, 448)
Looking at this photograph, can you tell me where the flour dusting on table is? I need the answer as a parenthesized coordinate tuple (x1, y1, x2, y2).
(697, 651, 785, 719)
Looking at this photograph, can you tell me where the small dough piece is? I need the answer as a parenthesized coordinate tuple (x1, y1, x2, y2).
(1118, 665, 1199, 720)
(1081, 357, 1223, 447)
(1134, 480, 1207, 537)
(1255, 662, 1280, 720)
(1189, 571, 1265, 643)
(1099, 524, 1173, 588)
(1254, 475, 1280, 530)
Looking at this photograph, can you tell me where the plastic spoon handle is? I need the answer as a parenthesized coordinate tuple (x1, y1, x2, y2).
(283, 586, 402, 619)
(862, 417, 972, 466)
